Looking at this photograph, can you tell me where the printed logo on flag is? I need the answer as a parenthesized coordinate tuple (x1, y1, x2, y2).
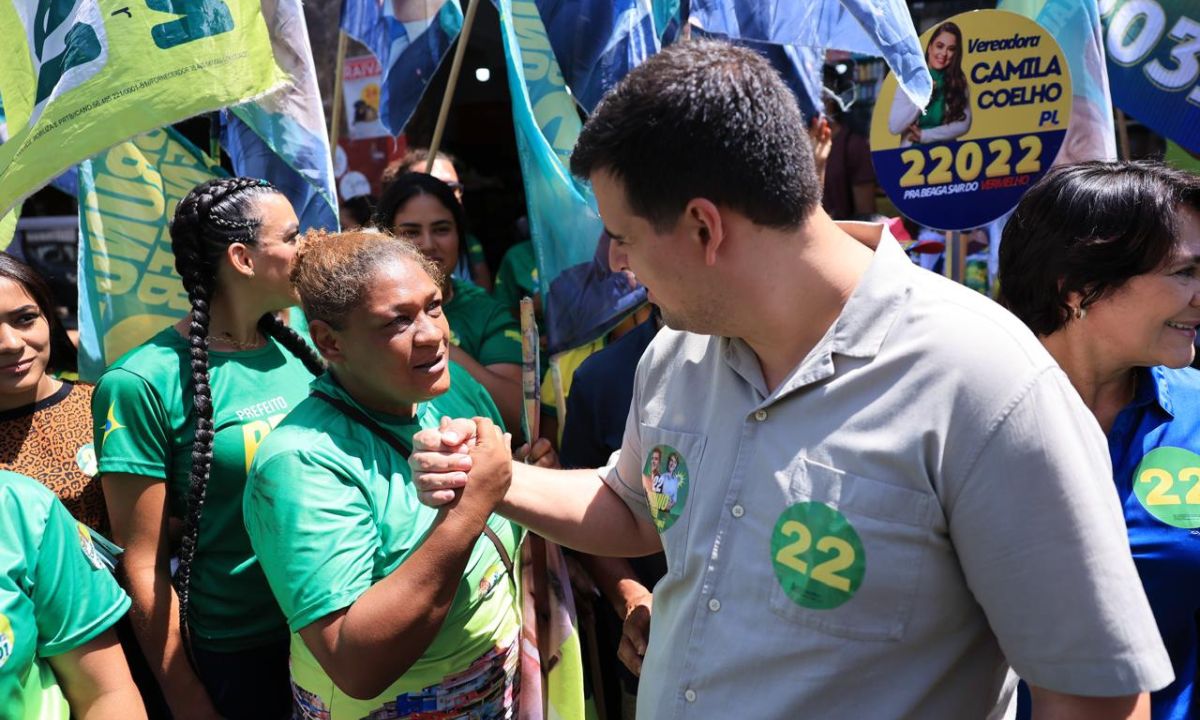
(15, 0, 109, 126)
(0, 0, 281, 215)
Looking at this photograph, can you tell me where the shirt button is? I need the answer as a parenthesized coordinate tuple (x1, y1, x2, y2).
(684, 689, 697, 703)
(708, 598, 721, 612)
(731, 504, 745, 518)
(754, 409, 768, 422)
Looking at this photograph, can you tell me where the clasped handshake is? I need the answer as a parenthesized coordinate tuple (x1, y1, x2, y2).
(408, 416, 557, 520)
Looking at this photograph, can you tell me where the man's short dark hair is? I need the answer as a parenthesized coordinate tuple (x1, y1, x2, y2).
(570, 39, 819, 232)
(999, 161, 1200, 336)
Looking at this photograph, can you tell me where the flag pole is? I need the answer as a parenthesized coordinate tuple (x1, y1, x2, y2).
(330, 30, 349, 153)
(519, 296, 540, 445)
(426, 0, 482, 172)
(1115, 108, 1131, 161)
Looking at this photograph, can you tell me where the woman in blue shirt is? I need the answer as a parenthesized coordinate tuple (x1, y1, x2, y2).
(1000, 160, 1200, 719)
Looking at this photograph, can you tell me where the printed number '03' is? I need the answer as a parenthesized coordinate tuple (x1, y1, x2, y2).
(898, 136, 1042, 188)
(1139, 467, 1200, 505)
(774, 520, 856, 592)
(146, 0, 235, 50)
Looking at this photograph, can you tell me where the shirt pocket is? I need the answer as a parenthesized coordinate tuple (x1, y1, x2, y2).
(638, 423, 706, 580)
(767, 457, 934, 642)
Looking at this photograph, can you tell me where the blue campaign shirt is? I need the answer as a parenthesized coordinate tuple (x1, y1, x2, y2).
(1108, 365, 1200, 719)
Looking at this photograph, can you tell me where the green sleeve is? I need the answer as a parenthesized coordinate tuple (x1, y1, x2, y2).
(34, 499, 130, 657)
(244, 450, 381, 632)
(93, 368, 173, 480)
(450, 364, 506, 431)
(476, 306, 523, 367)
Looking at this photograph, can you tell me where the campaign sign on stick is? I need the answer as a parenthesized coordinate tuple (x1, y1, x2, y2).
(342, 55, 388, 141)
(870, 10, 1071, 231)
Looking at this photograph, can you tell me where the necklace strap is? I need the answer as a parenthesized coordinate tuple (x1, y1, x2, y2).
(205, 333, 265, 351)
(310, 390, 516, 585)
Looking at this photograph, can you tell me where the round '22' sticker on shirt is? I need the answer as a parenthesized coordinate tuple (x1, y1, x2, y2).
(642, 445, 690, 532)
(1133, 447, 1200, 529)
(771, 502, 866, 610)
(75, 443, 97, 478)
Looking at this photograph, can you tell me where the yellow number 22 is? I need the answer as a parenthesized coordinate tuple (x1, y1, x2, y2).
(775, 520, 856, 592)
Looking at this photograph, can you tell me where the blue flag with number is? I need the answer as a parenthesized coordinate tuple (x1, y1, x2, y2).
(223, 0, 338, 232)
(499, 0, 646, 355)
(340, 0, 463, 135)
(1099, 0, 1200, 154)
(690, 0, 932, 109)
(534, 0, 660, 114)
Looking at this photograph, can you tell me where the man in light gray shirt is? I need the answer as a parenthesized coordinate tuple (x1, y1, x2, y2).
(409, 39, 1172, 719)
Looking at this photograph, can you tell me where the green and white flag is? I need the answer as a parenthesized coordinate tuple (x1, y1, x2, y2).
(77, 128, 222, 381)
(0, 0, 281, 215)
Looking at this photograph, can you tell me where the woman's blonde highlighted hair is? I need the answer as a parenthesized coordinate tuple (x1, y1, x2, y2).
(291, 229, 443, 329)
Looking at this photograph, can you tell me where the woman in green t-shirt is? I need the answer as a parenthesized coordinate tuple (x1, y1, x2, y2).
(375, 173, 524, 432)
(94, 178, 324, 719)
(244, 229, 522, 719)
(887, 21, 972, 147)
(0, 469, 146, 719)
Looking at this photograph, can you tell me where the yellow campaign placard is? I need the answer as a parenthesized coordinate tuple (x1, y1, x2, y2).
(0, 0, 282, 215)
(870, 10, 1071, 231)
(77, 128, 221, 381)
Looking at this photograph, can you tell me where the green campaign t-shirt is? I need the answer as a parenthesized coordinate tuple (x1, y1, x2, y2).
(244, 365, 523, 719)
(93, 327, 316, 651)
(493, 240, 537, 317)
(0, 470, 130, 719)
(445, 277, 523, 367)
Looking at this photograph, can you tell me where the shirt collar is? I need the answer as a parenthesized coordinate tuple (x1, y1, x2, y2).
(720, 222, 913, 398)
(1139, 366, 1175, 418)
(826, 221, 913, 359)
(310, 371, 428, 430)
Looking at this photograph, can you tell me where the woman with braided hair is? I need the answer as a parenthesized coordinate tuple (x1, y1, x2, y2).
(94, 177, 324, 719)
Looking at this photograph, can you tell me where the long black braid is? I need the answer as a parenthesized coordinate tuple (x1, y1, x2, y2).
(259, 312, 324, 376)
(168, 177, 323, 660)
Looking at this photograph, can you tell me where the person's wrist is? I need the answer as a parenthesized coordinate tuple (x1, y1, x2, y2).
(616, 579, 650, 617)
(443, 502, 491, 537)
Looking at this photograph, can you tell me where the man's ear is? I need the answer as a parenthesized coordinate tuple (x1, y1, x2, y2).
(308, 319, 344, 363)
(685, 198, 724, 267)
(226, 242, 255, 278)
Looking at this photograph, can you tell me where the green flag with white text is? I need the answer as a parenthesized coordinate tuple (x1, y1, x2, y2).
(76, 127, 222, 381)
(0, 0, 281, 215)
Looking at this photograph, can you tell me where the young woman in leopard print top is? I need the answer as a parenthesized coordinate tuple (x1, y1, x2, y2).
(0, 253, 106, 531)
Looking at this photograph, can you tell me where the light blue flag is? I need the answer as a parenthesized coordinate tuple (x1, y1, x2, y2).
(499, 0, 646, 354)
(652, 0, 685, 44)
(223, 0, 338, 232)
(340, 0, 464, 136)
(690, 0, 932, 109)
(535, 0, 660, 113)
(998, 0, 1117, 163)
(691, 27, 825, 121)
